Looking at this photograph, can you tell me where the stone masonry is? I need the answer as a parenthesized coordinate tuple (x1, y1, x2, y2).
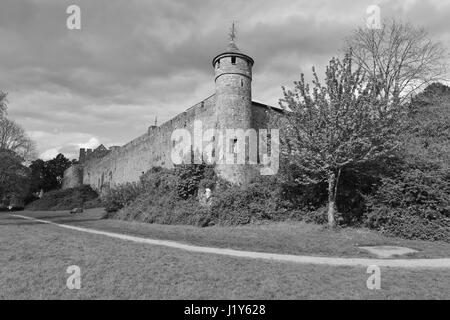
(62, 34, 278, 191)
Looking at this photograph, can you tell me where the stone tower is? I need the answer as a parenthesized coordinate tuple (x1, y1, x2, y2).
(212, 24, 256, 184)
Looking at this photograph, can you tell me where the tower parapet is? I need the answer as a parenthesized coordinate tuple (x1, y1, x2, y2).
(79, 148, 86, 163)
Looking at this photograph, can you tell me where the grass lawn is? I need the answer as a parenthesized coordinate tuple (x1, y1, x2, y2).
(15, 208, 450, 259)
(1, 210, 449, 299)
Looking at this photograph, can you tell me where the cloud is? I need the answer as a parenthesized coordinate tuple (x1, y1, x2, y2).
(28, 130, 103, 160)
(77, 137, 100, 149)
(0, 0, 449, 159)
(40, 148, 60, 160)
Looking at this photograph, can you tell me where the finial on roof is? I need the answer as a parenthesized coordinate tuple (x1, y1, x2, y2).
(227, 21, 240, 52)
(229, 21, 237, 43)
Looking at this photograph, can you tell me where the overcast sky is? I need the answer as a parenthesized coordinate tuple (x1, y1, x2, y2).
(1, 0, 449, 160)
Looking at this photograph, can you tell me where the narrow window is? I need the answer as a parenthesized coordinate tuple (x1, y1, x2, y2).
(241, 79, 243, 87)
(231, 56, 236, 64)
(217, 59, 220, 68)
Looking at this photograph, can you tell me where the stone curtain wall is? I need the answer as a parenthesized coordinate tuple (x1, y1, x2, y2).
(61, 164, 84, 189)
(82, 95, 217, 191)
(62, 97, 275, 191)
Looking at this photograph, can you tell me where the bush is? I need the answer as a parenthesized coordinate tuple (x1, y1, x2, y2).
(365, 166, 450, 241)
(106, 168, 298, 226)
(103, 182, 143, 213)
(103, 160, 449, 240)
(299, 206, 329, 224)
(199, 178, 216, 190)
(112, 194, 211, 226)
(105, 167, 209, 226)
(207, 178, 294, 225)
(84, 197, 103, 209)
(105, 165, 221, 224)
(174, 163, 214, 199)
(112, 179, 290, 227)
(364, 206, 450, 241)
(140, 167, 179, 194)
(105, 168, 334, 227)
(26, 185, 99, 211)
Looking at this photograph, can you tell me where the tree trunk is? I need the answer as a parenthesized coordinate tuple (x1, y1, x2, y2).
(327, 172, 337, 228)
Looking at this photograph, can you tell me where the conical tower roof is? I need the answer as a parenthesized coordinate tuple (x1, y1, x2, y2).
(226, 39, 240, 53)
(212, 22, 254, 67)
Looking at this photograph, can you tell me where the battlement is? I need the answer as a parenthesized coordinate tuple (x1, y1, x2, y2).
(79, 144, 110, 164)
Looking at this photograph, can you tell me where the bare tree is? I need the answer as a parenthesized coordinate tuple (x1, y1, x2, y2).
(0, 91, 7, 118)
(345, 19, 448, 103)
(0, 117, 37, 161)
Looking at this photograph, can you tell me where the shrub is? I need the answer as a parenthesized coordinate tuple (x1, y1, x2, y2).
(365, 166, 450, 241)
(106, 168, 297, 226)
(26, 185, 99, 211)
(108, 169, 336, 227)
(300, 206, 329, 224)
(140, 167, 179, 194)
(103, 182, 143, 213)
(174, 163, 214, 199)
(208, 179, 292, 225)
(364, 206, 450, 241)
(84, 197, 103, 209)
(23, 194, 39, 205)
(113, 179, 290, 227)
(198, 178, 216, 190)
(104, 161, 448, 241)
(106, 166, 213, 226)
(113, 195, 211, 226)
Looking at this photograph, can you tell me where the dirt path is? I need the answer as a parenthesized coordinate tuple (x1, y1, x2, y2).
(11, 214, 450, 269)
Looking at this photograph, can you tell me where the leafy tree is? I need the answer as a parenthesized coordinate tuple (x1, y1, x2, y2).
(29, 159, 46, 193)
(277, 52, 405, 227)
(403, 82, 450, 169)
(27, 154, 74, 193)
(41, 153, 73, 191)
(0, 149, 30, 205)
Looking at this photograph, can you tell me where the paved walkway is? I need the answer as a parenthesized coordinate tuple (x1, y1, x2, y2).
(11, 214, 450, 269)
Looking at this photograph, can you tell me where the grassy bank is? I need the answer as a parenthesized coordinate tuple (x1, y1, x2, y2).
(26, 185, 101, 211)
(14, 208, 450, 259)
(1, 210, 449, 299)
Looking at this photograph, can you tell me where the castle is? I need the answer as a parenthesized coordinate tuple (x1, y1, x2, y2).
(62, 29, 278, 191)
